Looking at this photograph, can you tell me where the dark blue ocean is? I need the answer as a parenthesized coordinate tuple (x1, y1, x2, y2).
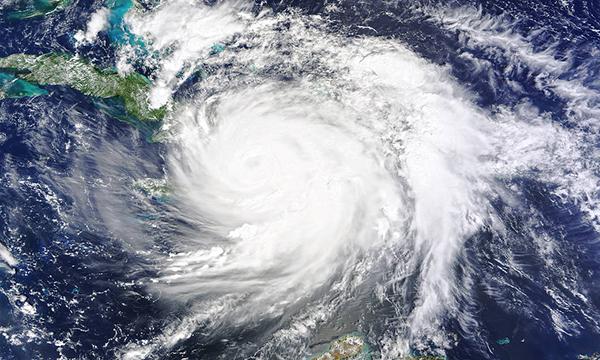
(1, 0, 600, 359)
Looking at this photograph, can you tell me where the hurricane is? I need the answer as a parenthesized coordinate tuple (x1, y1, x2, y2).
(1, 0, 600, 359)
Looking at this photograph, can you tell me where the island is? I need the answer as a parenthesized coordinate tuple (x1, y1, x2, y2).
(4, 0, 72, 20)
(311, 335, 371, 360)
(0, 53, 165, 122)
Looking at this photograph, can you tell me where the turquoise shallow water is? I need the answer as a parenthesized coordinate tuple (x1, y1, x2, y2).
(106, 0, 138, 46)
(5, 0, 70, 19)
(0, 72, 48, 97)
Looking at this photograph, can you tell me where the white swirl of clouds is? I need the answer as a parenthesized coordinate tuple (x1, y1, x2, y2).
(118, 2, 600, 358)
(161, 82, 405, 314)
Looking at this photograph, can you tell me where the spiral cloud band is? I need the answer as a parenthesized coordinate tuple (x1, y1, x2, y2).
(116, 2, 600, 357)
(163, 83, 404, 314)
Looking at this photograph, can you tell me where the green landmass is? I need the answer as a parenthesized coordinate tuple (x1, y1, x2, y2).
(5, 0, 71, 20)
(133, 178, 170, 202)
(311, 335, 371, 360)
(0, 53, 165, 122)
(308, 334, 448, 360)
